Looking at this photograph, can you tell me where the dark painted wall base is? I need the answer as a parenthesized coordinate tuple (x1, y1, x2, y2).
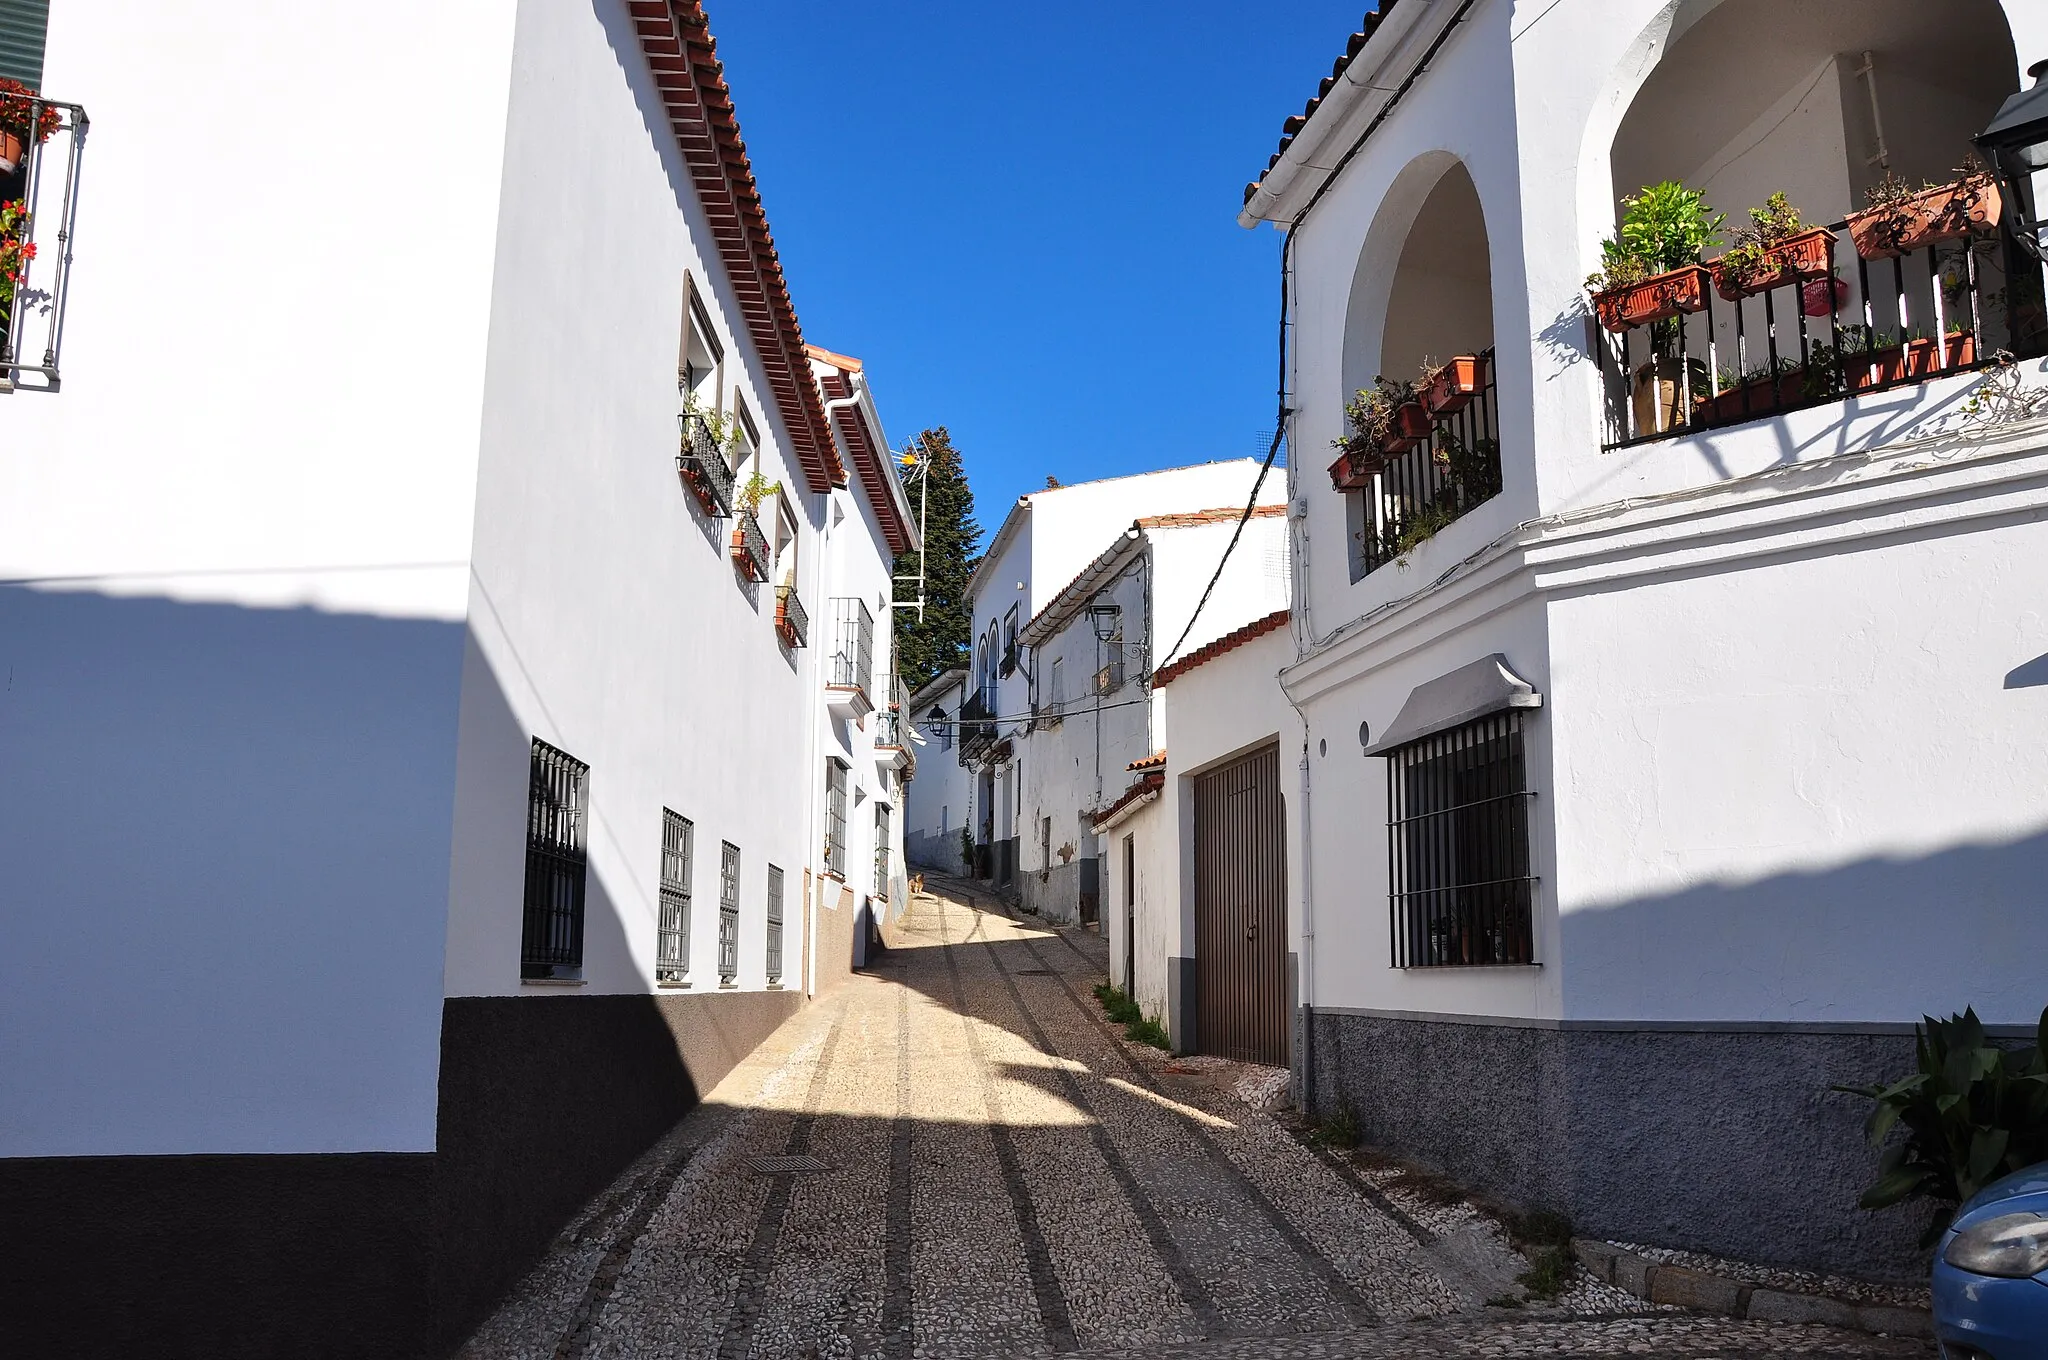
(1306, 1009, 1931, 1279)
(2, 988, 802, 1360)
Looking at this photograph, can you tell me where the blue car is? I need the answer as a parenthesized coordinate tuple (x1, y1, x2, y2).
(1934, 1162, 2048, 1360)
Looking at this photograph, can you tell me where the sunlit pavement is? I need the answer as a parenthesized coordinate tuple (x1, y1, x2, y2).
(459, 883, 1931, 1360)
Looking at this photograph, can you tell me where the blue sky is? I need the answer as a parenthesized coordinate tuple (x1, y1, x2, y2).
(708, 1, 1371, 540)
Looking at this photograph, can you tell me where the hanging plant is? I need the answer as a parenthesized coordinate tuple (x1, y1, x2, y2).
(1846, 158, 2002, 261)
(0, 79, 60, 176)
(1709, 193, 1836, 300)
(0, 200, 34, 311)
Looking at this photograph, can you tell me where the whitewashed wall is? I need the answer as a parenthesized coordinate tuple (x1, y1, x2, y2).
(0, 0, 516, 1158)
(904, 673, 969, 871)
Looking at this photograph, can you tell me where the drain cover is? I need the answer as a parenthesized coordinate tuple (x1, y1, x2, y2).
(748, 1154, 831, 1175)
(1014, 968, 1049, 976)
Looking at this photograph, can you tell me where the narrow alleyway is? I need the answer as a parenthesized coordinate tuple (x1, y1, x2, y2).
(460, 885, 1929, 1360)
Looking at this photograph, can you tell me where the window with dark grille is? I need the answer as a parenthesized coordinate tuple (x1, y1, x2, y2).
(657, 810, 692, 984)
(718, 841, 740, 983)
(765, 864, 784, 985)
(825, 759, 848, 878)
(1386, 711, 1535, 968)
(521, 740, 590, 980)
(874, 801, 891, 898)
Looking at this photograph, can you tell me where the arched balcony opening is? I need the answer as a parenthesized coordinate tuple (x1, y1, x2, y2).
(1334, 159, 1501, 581)
(1593, 0, 2037, 445)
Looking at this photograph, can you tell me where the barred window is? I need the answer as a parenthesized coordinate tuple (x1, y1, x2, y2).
(718, 841, 741, 983)
(521, 740, 589, 980)
(874, 801, 892, 898)
(1386, 711, 1535, 968)
(657, 810, 692, 984)
(825, 759, 849, 878)
(765, 864, 784, 986)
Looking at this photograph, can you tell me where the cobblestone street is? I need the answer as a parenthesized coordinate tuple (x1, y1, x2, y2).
(460, 885, 1931, 1360)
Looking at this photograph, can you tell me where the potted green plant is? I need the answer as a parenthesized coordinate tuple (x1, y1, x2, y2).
(1708, 193, 1836, 300)
(0, 79, 60, 177)
(1586, 181, 1723, 333)
(1421, 354, 1487, 416)
(1694, 357, 1804, 424)
(1588, 182, 1723, 434)
(729, 471, 778, 580)
(1846, 159, 2002, 261)
(0, 199, 32, 314)
(1329, 376, 1422, 488)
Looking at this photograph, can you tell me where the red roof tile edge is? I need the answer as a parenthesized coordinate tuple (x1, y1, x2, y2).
(1243, 3, 1401, 206)
(1127, 750, 1167, 772)
(1136, 504, 1288, 529)
(1089, 771, 1164, 828)
(630, 1, 845, 493)
(816, 365, 915, 555)
(1153, 609, 1291, 688)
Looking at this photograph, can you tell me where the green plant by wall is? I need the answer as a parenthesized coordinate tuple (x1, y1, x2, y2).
(1834, 1005, 2048, 1244)
(1586, 180, 1723, 292)
(736, 471, 780, 516)
(958, 825, 975, 870)
(1125, 1016, 1171, 1050)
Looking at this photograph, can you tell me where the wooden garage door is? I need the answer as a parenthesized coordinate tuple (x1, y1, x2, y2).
(1193, 743, 1287, 1065)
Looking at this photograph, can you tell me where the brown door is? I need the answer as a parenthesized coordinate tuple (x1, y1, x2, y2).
(1193, 743, 1288, 1065)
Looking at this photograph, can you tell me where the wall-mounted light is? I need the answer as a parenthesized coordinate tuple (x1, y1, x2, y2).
(1087, 603, 1120, 642)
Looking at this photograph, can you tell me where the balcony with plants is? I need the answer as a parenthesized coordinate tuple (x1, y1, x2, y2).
(0, 78, 86, 393)
(1330, 158, 1504, 581)
(957, 689, 996, 764)
(728, 471, 777, 583)
(774, 583, 808, 649)
(1585, 1, 2041, 455)
(677, 400, 738, 518)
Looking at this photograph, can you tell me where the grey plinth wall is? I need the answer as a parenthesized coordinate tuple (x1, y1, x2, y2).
(1304, 1010, 1933, 1279)
(905, 829, 967, 877)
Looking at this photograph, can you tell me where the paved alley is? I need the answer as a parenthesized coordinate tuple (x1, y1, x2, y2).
(459, 886, 1930, 1360)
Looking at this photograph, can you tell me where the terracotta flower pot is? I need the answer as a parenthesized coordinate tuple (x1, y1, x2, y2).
(0, 130, 21, 176)
(1383, 401, 1433, 452)
(1708, 227, 1838, 301)
(1846, 179, 2003, 261)
(1693, 372, 1806, 425)
(1946, 330, 1977, 369)
(1423, 354, 1487, 415)
(1630, 355, 1688, 435)
(1592, 265, 1710, 333)
(1327, 449, 1379, 491)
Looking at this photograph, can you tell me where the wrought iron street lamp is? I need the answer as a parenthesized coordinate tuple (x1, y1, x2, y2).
(1979, 59, 2048, 258)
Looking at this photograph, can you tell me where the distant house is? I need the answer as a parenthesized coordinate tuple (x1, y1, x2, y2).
(1248, 0, 2048, 1280)
(929, 461, 1288, 913)
(0, 2, 913, 1354)
(904, 667, 971, 874)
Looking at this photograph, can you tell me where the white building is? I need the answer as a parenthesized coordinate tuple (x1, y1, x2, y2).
(1245, 0, 2048, 1279)
(1100, 610, 1301, 1069)
(935, 461, 1286, 904)
(0, 2, 914, 1353)
(1010, 505, 1291, 924)
(904, 667, 971, 874)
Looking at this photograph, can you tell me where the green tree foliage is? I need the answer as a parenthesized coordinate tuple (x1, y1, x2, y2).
(893, 427, 981, 690)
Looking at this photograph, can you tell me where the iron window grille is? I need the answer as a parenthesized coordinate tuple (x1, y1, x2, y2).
(829, 598, 873, 692)
(765, 864, 784, 985)
(825, 759, 849, 878)
(718, 841, 740, 983)
(874, 802, 892, 898)
(657, 810, 693, 984)
(1386, 711, 1536, 969)
(521, 740, 590, 979)
(678, 410, 735, 518)
(1, 91, 87, 392)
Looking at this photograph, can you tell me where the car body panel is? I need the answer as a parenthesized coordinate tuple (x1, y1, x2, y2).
(1934, 1163, 2048, 1360)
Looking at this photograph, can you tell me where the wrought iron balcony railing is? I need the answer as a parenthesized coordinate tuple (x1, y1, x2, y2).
(730, 508, 770, 582)
(1594, 185, 2044, 448)
(828, 597, 874, 695)
(875, 708, 902, 749)
(775, 583, 808, 648)
(1, 92, 87, 392)
(957, 689, 996, 764)
(677, 411, 735, 517)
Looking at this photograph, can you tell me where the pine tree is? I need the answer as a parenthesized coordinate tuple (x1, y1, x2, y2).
(893, 427, 980, 691)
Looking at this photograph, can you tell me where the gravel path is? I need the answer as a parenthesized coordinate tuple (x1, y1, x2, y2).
(459, 887, 1932, 1360)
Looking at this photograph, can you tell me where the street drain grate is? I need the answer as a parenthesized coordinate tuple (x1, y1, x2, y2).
(1013, 968, 1049, 975)
(748, 1154, 832, 1175)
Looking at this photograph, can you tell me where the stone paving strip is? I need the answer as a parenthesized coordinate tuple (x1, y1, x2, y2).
(460, 886, 1934, 1360)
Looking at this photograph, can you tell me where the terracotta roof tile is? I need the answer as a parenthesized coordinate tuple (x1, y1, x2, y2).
(1127, 750, 1167, 772)
(631, 1, 845, 492)
(815, 363, 916, 555)
(1242, 4, 1400, 206)
(1088, 771, 1164, 829)
(1153, 608, 1290, 687)
(1135, 504, 1287, 530)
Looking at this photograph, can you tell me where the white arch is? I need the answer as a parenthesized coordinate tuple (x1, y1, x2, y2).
(1341, 151, 1495, 399)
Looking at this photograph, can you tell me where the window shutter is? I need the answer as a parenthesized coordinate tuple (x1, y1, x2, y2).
(0, 1, 49, 89)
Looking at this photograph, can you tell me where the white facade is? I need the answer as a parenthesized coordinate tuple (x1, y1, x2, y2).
(0, 0, 914, 1196)
(904, 668, 970, 874)
(954, 461, 1287, 901)
(1243, 0, 2048, 1272)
